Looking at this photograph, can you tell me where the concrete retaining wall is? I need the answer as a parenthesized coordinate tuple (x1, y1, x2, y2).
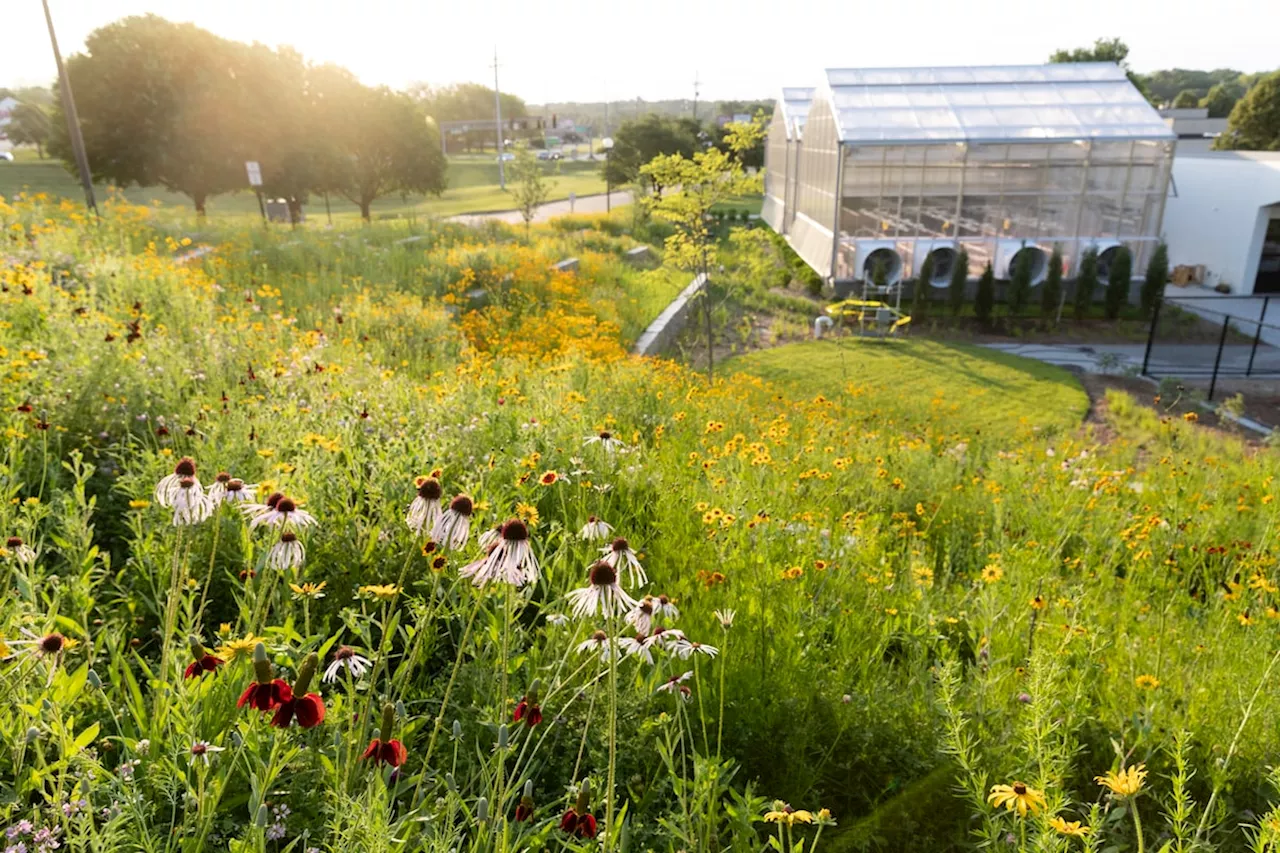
(632, 273, 707, 356)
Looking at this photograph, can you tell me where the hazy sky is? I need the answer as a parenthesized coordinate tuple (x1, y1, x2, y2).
(4, 0, 1274, 105)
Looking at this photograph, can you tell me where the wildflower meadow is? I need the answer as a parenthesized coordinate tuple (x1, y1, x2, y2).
(4, 192, 1280, 853)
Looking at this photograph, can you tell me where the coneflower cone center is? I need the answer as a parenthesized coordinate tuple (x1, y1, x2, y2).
(1013, 782, 1027, 795)
(502, 519, 529, 542)
(418, 478, 442, 499)
(588, 561, 617, 587)
(215, 472, 231, 484)
(450, 495, 473, 515)
(265, 492, 284, 509)
(276, 497, 296, 514)
(174, 457, 196, 477)
(611, 537, 629, 553)
(41, 633, 65, 653)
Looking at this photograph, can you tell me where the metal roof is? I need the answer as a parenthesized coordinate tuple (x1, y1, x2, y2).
(779, 87, 815, 140)
(821, 63, 1175, 144)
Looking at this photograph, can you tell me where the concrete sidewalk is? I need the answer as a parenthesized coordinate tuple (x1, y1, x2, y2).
(447, 189, 633, 226)
(983, 341, 1280, 376)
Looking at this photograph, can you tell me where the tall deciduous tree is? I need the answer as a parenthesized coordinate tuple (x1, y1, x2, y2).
(326, 78, 446, 221)
(49, 15, 270, 215)
(1200, 83, 1242, 119)
(604, 114, 700, 188)
(1173, 90, 1201, 108)
(641, 117, 766, 378)
(1215, 71, 1280, 151)
(7, 103, 52, 158)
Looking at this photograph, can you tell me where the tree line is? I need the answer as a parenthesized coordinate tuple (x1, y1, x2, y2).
(29, 16, 445, 219)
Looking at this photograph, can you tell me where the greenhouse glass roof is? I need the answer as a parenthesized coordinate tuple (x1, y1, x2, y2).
(780, 87, 815, 139)
(822, 63, 1174, 144)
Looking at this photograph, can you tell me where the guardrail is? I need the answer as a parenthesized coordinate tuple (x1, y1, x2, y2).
(1143, 294, 1280, 400)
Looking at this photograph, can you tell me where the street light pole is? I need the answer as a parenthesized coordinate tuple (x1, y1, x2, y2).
(42, 0, 96, 216)
(602, 137, 614, 213)
(492, 46, 505, 190)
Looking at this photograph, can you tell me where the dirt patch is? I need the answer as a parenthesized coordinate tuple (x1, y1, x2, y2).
(1076, 371, 1273, 445)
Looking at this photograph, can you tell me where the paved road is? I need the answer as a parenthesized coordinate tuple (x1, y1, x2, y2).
(448, 189, 634, 226)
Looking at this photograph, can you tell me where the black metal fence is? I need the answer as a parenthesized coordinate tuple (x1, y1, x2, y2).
(1142, 295, 1280, 400)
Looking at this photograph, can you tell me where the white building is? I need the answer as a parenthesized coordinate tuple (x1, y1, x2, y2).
(1158, 107, 1228, 154)
(1162, 151, 1280, 294)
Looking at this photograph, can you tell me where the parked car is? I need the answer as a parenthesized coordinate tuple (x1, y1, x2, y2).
(496, 152, 515, 162)
(0, 151, 14, 163)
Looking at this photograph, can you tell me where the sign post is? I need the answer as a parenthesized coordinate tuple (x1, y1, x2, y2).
(245, 161, 266, 225)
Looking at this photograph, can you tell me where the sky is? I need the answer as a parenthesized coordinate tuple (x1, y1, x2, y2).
(3, 0, 1275, 106)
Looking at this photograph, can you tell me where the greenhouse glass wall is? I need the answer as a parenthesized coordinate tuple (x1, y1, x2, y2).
(763, 64, 1176, 291)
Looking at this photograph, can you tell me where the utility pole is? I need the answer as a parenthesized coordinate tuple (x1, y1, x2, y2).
(42, 0, 96, 216)
(692, 71, 700, 122)
(492, 46, 505, 190)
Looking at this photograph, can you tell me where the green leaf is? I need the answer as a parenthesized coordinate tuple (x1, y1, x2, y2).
(71, 722, 100, 755)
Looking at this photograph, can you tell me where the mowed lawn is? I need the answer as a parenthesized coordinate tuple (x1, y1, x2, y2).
(730, 338, 1089, 436)
(0, 150, 606, 220)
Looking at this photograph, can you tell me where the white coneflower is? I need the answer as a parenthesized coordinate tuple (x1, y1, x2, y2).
(653, 594, 679, 621)
(3, 536, 36, 566)
(458, 519, 539, 588)
(154, 456, 200, 507)
(477, 524, 502, 550)
(714, 608, 736, 629)
(578, 516, 614, 542)
(544, 613, 570, 627)
(206, 472, 233, 504)
(248, 495, 316, 530)
(601, 537, 647, 587)
(643, 626, 685, 652)
(322, 646, 372, 683)
(239, 491, 282, 520)
(265, 531, 305, 570)
(655, 671, 692, 699)
(567, 560, 637, 619)
(576, 630, 615, 662)
(626, 596, 656, 634)
(189, 740, 225, 765)
(406, 477, 443, 536)
(209, 475, 256, 505)
(171, 477, 212, 526)
(617, 633, 655, 665)
(583, 430, 624, 452)
(432, 494, 474, 551)
(672, 638, 719, 659)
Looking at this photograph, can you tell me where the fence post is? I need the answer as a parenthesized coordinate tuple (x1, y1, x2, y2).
(1208, 315, 1230, 402)
(1141, 297, 1162, 376)
(1247, 296, 1271, 377)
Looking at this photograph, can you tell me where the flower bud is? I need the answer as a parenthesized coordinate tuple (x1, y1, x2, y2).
(523, 779, 534, 799)
(293, 652, 319, 695)
(476, 797, 489, 822)
(497, 724, 509, 750)
(188, 635, 206, 660)
(527, 678, 543, 706)
(445, 772, 457, 793)
(254, 804, 269, 828)
(87, 670, 102, 690)
(379, 703, 396, 743)
(25, 726, 41, 743)
(575, 778, 592, 815)
(451, 719, 462, 740)
(252, 642, 272, 684)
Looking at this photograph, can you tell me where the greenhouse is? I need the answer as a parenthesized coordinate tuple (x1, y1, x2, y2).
(761, 64, 1176, 292)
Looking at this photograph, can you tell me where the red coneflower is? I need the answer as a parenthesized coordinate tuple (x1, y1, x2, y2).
(362, 703, 408, 767)
(515, 780, 535, 822)
(513, 680, 543, 728)
(559, 779, 598, 838)
(271, 653, 325, 729)
(184, 636, 224, 680)
(237, 643, 291, 713)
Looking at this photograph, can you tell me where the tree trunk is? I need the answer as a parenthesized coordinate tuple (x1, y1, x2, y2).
(287, 197, 302, 228)
(36, 143, 44, 159)
(359, 200, 372, 222)
(193, 192, 207, 218)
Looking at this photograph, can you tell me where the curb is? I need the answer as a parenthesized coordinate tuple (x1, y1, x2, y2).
(633, 274, 708, 357)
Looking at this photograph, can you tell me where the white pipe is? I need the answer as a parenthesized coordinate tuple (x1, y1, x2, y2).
(814, 315, 834, 339)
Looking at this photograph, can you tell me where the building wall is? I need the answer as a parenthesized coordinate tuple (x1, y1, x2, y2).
(1162, 155, 1280, 294)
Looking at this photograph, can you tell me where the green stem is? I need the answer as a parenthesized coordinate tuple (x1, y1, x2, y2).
(605, 616, 619, 853)
(717, 631, 727, 758)
(1133, 800, 1144, 853)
